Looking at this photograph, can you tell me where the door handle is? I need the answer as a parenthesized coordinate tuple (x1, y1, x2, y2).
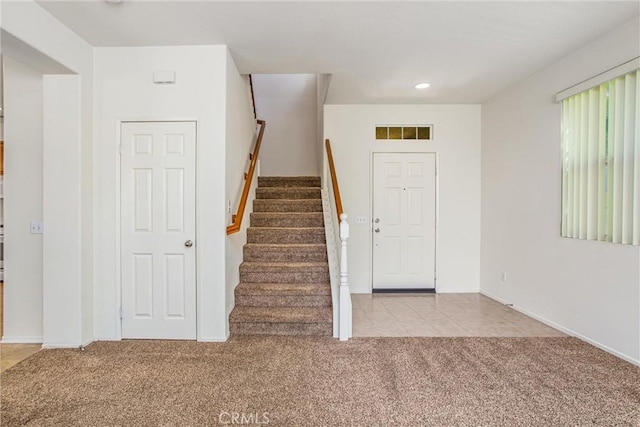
(185, 240, 193, 248)
(374, 228, 380, 233)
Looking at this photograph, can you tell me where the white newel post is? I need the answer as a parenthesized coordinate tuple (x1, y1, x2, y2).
(339, 213, 351, 341)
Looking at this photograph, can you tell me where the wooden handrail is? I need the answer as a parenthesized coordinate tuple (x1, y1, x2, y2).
(325, 139, 343, 219)
(249, 75, 257, 120)
(227, 120, 266, 235)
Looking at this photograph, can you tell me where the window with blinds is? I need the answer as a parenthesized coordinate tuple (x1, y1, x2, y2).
(561, 68, 639, 245)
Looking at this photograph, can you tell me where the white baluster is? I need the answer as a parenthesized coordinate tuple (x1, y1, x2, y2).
(339, 213, 351, 341)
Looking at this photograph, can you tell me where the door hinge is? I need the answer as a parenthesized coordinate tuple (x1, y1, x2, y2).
(118, 143, 123, 155)
(119, 308, 124, 320)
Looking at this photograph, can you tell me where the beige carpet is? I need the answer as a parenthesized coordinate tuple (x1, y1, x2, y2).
(1, 337, 638, 426)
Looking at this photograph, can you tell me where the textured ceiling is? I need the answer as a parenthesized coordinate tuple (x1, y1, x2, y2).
(35, 1, 640, 103)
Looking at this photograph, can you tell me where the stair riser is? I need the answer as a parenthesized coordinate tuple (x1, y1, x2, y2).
(240, 271, 330, 284)
(247, 229, 326, 244)
(250, 213, 325, 228)
(230, 322, 332, 336)
(258, 177, 321, 188)
(253, 200, 322, 213)
(235, 294, 332, 307)
(243, 247, 327, 263)
(256, 188, 321, 200)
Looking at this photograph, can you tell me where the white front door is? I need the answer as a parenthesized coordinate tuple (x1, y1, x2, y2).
(372, 153, 436, 290)
(121, 121, 197, 339)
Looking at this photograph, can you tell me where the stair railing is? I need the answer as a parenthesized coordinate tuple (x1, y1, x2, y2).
(249, 75, 257, 120)
(227, 119, 266, 235)
(325, 139, 351, 341)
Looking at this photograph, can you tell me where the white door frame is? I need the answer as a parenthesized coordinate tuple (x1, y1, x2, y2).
(369, 150, 439, 293)
(115, 118, 199, 340)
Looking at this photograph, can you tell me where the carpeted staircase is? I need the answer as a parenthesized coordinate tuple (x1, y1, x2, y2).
(229, 176, 333, 336)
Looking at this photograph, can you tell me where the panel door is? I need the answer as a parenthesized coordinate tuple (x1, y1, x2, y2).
(121, 121, 196, 339)
(372, 153, 436, 290)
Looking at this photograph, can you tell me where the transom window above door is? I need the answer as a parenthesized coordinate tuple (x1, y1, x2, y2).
(375, 125, 433, 140)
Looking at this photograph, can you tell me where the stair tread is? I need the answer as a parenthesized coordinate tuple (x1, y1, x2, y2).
(259, 176, 320, 179)
(230, 306, 332, 323)
(257, 187, 321, 190)
(254, 199, 322, 202)
(247, 227, 326, 244)
(256, 188, 321, 200)
(253, 199, 322, 213)
(258, 176, 321, 188)
(250, 212, 325, 230)
(248, 227, 324, 231)
(251, 212, 323, 216)
(236, 282, 331, 295)
(244, 243, 326, 248)
(241, 261, 329, 268)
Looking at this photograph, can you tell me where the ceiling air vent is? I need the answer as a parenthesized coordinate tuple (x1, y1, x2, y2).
(375, 125, 432, 141)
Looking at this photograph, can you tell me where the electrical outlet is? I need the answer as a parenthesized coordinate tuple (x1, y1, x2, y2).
(30, 221, 43, 234)
(500, 271, 507, 283)
(355, 216, 368, 224)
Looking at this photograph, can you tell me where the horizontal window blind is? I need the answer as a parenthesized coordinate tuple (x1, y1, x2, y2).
(561, 69, 639, 245)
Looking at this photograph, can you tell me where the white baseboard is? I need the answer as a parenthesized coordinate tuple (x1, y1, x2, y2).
(197, 336, 228, 343)
(436, 289, 480, 294)
(40, 337, 95, 349)
(93, 336, 227, 343)
(479, 290, 511, 306)
(41, 343, 81, 349)
(480, 290, 640, 367)
(93, 337, 121, 341)
(1, 336, 43, 344)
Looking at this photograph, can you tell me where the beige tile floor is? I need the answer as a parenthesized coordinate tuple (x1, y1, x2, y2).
(1, 344, 42, 372)
(352, 293, 566, 337)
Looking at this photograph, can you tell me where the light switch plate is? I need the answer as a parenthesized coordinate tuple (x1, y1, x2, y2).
(30, 221, 43, 234)
(355, 216, 368, 224)
(153, 71, 176, 84)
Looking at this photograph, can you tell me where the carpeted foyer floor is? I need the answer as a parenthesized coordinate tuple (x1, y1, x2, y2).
(1, 337, 638, 426)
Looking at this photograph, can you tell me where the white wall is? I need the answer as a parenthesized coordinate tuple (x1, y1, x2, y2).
(224, 50, 257, 332)
(316, 74, 331, 181)
(253, 74, 319, 176)
(93, 45, 231, 341)
(1, 0, 94, 346)
(43, 75, 82, 347)
(324, 105, 481, 293)
(2, 57, 43, 342)
(481, 17, 640, 365)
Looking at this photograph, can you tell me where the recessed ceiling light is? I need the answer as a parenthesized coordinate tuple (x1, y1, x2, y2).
(415, 83, 430, 89)
(105, 0, 123, 3)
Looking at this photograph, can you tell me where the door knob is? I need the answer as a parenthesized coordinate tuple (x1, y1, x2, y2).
(185, 240, 193, 248)
(374, 228, 380, 233)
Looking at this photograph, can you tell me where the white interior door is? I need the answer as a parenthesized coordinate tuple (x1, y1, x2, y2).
(372, 153, 436, 290)
(121, 121, 196, 339)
